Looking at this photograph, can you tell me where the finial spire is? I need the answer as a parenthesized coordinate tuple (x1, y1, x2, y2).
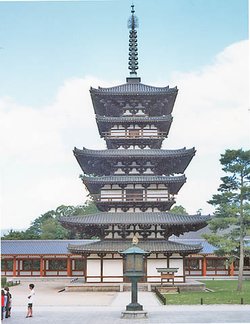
(127, 4, 139, 77)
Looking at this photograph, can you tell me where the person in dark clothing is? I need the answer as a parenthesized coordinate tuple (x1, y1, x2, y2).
(4, 287, 11, 318)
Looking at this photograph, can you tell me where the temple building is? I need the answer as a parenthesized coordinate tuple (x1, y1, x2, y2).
(58, 5, 211, 283)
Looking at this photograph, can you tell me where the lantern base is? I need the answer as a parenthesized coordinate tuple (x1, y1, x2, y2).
(121, 310, 148, 319)
(126, 302, 143, 311)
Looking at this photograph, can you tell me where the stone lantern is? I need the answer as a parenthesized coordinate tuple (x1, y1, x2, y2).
(119, 237, 149, 318)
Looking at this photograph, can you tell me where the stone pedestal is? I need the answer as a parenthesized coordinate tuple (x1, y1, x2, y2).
(121, 310, 148, 319)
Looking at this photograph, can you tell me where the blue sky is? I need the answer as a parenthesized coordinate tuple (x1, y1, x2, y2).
(0, 0, 249, 230)
(0, 0, 248, 106)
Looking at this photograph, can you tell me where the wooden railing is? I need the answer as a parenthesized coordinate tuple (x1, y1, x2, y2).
(92, 193, 174, 203)
(102, 131, 167, 139)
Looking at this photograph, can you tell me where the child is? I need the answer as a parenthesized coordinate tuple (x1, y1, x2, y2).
(26, 284, 35, 318)
(1, 289, 5, 320)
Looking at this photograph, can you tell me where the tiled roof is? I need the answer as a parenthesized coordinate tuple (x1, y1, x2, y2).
(96, 115, 173, 123)
(171, 239, 217, 254)
(60, 212, 211, 226)
(82, 174, 186, 194)
(90, 83, 178, 94)
(1, 239, 93, 255)
(74, 147, 195, 158)
(2, 238, 234, 255)
(82, 174, 185, 184)
(68, 239, 202, 254)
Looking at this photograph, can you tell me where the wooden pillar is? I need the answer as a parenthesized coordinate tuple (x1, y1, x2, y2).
(84, 254, 88, 283)
(202, 256, 207, 277)
(182, 255, 186, 283)
(99, 254, 103, 283)
(40, 256, 44, 277)
(229, 262, 234, 276)
(67, 256, 72, 277)
(13, 256, 17, 277)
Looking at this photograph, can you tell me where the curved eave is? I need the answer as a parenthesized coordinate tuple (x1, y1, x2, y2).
(74, 147, 195, 175)
(90, 84, 178, 117)
(68, 240, 202, 255)
(60, 212, 211, 226)
(81, 175, 186, 194)
(90, 83, 178, 95)
(95, 115, 173, 134)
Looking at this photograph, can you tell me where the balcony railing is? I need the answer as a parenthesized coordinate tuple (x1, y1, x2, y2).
(102, 130, 167, 139)
(91, 193, 174, 203)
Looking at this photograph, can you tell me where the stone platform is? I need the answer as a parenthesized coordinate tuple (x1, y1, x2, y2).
(65, 280, 205, 292)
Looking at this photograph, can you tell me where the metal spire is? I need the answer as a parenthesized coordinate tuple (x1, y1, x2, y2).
(127, 4, 139, 77)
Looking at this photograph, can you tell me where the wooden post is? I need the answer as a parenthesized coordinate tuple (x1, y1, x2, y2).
(40, 256, 44, 277)
(13, 256, 17, 277)
(84, 254, 88, 283)
(67, 256, 72, 277)
(202, 257, 207, 277)
(229, 262, 234, 276)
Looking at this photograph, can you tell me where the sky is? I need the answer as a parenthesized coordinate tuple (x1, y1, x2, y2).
(0, 0, 249, 230)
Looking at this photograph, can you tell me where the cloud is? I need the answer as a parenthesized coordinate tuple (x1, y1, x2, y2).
(0, 40, 249, 229)
(164, 40, 249, 214)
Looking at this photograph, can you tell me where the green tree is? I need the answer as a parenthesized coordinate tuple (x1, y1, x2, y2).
(1, 200, 99, 240)
(40, 218, 69, 239)
(170, 205, 188, 215)
(204, 149, 250, 291)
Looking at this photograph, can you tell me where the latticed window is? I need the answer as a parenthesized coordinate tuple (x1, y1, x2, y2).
(23, 260, 40, 271)
(128, 129, 140, 138)
(126, 189, 143, 201)
(48, 259, 67, 270)
(185, 258, 200, 270)
(1, 260, 13, 271)
(207, 258, 225, 270)
(74, 259, 85, 271)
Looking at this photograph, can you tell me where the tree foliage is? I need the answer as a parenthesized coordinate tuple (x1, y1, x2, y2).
(170, 205, 188, 215)
(204, 149, 250, 291)
(2, 200, 98, 240)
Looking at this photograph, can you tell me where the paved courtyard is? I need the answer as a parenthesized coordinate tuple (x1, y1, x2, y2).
(3, 281, 250, 323)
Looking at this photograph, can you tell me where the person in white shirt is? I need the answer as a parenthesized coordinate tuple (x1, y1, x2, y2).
(26, 284, 35, 318)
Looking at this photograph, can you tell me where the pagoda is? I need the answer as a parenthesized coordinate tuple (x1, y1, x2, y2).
(60, 5, 210, 283)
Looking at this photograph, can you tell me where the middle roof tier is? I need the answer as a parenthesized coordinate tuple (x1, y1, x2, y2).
(80, 174, 186, 194)
(74, 147, 195, 176)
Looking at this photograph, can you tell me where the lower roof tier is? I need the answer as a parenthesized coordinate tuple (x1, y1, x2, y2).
(68, 239, 202, 255)
(60, 212, 210, 240)
(60, 212, 210, 226)
(74, 147, 195, 176)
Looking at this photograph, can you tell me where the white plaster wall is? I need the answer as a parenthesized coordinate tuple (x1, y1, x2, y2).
(103, 259, 123, 282)
(169, 258, 183, 279)
(147, 259, 168, 282)
(87, 259, 101, 282)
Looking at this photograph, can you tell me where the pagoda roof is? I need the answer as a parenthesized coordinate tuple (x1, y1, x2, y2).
(81, 175, 186, 194)
(68, 239, 202, 254)
(74, 147, 195, 176)
(60, 212, 211, 226)
(90, 83, 178, 117)
(90, 83, 177, 95)
(95, 114, 173, 134)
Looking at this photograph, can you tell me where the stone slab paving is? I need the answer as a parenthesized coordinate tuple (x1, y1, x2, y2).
(3, 281, 250, 324)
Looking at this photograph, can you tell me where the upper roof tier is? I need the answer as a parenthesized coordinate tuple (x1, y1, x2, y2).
(74, 147, 195, 176)
(90, 82, 178, 117)
(96, 114, 173, 135)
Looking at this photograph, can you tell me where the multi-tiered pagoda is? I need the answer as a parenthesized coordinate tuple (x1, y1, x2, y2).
(60, 5, 210, 283)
